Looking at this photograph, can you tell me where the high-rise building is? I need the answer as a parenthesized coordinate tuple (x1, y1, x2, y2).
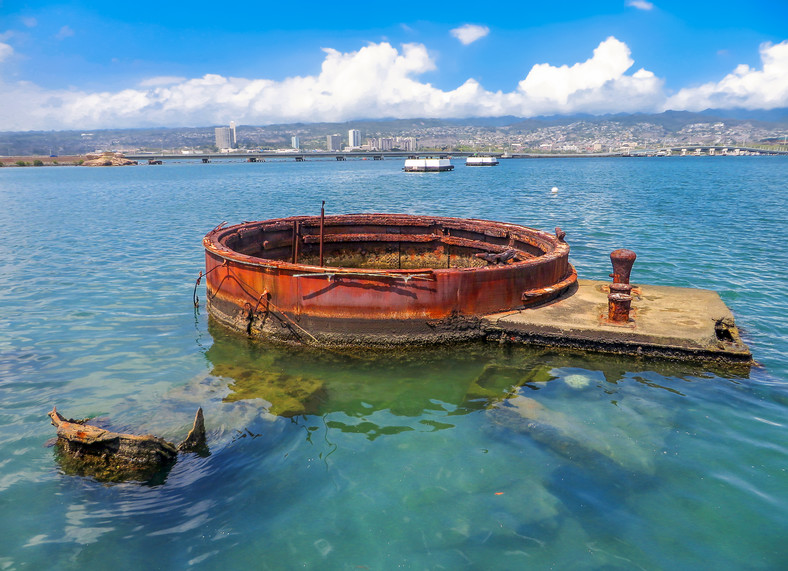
(348, 129, 362, 148)
(291, 136, 300, 150)
(214, 127, 235, 149)
(379, 137, 394, 151)
(327, 134, 342, 151)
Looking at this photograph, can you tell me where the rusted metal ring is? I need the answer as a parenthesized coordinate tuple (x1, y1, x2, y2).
(521, 265, 578, 300)
(203, 213, 577, 343)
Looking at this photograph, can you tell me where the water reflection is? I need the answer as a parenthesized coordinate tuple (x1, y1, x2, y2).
(204, 320, 749, 441)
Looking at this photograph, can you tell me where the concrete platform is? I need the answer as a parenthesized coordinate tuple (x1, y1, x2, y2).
(483, 279, 752, 364)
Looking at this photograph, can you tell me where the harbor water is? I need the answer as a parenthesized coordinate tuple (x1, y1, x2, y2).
(1, 156, 787, 569)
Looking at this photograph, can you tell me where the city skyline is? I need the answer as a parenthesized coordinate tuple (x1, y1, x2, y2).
(1, 1, 787, 131)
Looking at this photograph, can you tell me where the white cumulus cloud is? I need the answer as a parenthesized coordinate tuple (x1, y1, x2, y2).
(626, 0, 654, 10)
(0, 37, 669, 130)
(450, 24, 490, 45)
(665, 40, 788, 110)
(513, 36, 664, 115)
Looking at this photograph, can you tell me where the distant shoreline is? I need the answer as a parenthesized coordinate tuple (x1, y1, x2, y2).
(0, 155, 84, 167)
(2, 148, 786, 167)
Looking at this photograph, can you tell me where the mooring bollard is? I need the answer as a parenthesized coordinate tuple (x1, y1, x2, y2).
(608, 292, 632, 322)
(609, 249, 637, 284)
(608, 249, 636, 322)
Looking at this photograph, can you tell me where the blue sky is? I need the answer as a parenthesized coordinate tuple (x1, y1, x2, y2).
(1, 0, 787, 130)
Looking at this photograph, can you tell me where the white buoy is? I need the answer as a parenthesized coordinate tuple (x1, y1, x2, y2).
(551, 186, 559, 193)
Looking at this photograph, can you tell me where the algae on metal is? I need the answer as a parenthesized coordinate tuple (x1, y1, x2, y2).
(214, 364, 327, 417)
(465, 363, 558, 402)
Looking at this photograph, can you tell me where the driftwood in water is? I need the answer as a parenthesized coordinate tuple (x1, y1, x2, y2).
(48, 407, 207, 483)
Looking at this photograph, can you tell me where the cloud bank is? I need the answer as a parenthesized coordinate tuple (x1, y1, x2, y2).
(0, 36, 786, 130)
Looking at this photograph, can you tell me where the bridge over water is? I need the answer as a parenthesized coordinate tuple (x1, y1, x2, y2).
(625, 145, 788, 156)
(125, 146, 787, 163)
(126, 151, 473, 162)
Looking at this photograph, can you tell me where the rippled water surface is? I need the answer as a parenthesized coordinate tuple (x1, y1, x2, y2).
(1, 157, 787, 569)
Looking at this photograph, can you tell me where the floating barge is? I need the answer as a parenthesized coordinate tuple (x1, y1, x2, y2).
(403, 158, 454, 172)
(465, 156, 499, 166)
(201, 213, 751, 364)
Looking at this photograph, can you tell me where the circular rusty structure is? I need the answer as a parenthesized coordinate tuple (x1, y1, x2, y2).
(203, 213, 576, 345)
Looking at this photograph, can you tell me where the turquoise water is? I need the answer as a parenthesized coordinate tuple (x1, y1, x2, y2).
(1, 157, 787, 569)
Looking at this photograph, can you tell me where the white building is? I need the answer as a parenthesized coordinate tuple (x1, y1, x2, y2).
(291, 136, 300, 150)
(215, 124, 236, 150)
(348, 129, 362, 148)
(397, 137, 418, 151)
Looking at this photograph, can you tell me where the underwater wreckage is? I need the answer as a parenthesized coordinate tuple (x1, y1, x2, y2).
(48, 407, 208, 483)
(201, 212, 576, 345)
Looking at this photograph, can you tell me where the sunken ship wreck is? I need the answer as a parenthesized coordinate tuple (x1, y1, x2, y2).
(201, 213, 576, 345)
